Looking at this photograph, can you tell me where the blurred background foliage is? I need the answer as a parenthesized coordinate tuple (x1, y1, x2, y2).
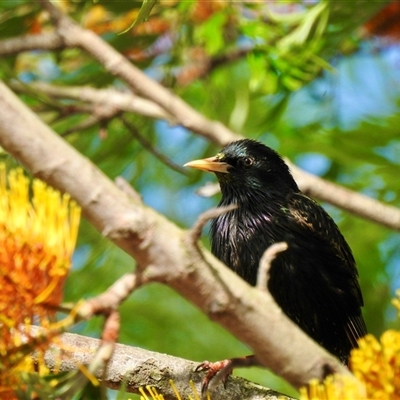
(1, 0, 400, 397)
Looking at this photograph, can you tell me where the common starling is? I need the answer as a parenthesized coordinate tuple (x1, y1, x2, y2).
(185, 139, 367, 369)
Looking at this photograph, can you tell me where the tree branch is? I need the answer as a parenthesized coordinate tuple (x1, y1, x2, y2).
(0, 32, 66, 56)
(23, 274, 140, 397)
(10, 81, 171, 122)
(78, 272, 139, 319)
(256, 243, 288, 291)
(119, 115, 188, 176)
(289, 162, 400, 231)
(60, 103, 119, 137)
(35, 0, 237, 146)
(39, 329, 294, 400)
(195, 175, 400, 231)
(187, 205, 238, 246)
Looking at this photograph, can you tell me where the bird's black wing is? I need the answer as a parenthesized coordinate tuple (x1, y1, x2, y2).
(279, 192, 367, 346)
(286, 193, 357, 268)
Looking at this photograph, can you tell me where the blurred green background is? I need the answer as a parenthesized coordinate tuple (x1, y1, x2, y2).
(1, 1, 400, 398)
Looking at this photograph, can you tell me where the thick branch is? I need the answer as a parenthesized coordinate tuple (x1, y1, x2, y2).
(36, 0, 236, 146)
(196, 171, 400, 230)
(289, 163, 400, 231)
(0, 79, 351, 390)
(0, 32, 66, 55)
(40, 330, 293, 400)
(10, 81, 171, 122)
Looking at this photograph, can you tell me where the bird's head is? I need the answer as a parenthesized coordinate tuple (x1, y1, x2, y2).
(185, 139, 299, 198)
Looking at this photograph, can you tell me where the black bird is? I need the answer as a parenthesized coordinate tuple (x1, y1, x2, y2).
(185, 139, 367, 368)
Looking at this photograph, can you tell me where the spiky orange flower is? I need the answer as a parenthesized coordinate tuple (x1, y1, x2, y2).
(0, 165, 80, 397)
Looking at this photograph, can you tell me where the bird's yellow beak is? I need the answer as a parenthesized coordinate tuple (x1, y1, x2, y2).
(184, 156, 230, 174)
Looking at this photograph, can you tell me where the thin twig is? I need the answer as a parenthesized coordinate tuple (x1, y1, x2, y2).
(80, 272, 139, 319)
(92, 309, 120, 393)
(256, 242, 288, 291)
(188, 205, 238, 246)
(120, 115, 189, 176)
(60, 105, 119, 137)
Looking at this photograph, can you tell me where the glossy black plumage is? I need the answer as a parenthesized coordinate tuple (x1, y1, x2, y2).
(187, 139, 367, 365)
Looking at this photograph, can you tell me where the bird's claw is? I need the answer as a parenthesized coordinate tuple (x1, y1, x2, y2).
(194, 359, 233, 398)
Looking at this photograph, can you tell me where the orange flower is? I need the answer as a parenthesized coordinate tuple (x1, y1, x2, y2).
(0, 165, 80, 397)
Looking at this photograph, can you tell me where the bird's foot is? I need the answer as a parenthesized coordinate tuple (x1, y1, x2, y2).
(195, 359, 233, 398)
(195, 355, 258, 398)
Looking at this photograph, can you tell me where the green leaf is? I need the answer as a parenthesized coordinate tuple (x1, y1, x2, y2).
(247, 52, 268, 92)
(119, 0, 157, 34)
(278, 2, 329, 49)
(194, 11, 227, 56)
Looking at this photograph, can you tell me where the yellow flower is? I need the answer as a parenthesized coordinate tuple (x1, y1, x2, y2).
(0, 165, 80, 397)
(351, 331, 400, 400)
(300, 375, 365, 400)
(140, 380, 207, 400)
(300, 328, 400, 400)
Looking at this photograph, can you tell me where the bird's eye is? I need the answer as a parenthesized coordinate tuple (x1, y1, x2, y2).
(241, 157, 254, 167)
